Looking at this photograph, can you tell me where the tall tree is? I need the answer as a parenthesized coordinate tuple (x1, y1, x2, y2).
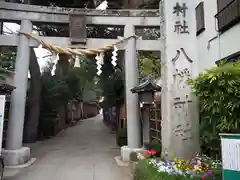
(23, 48, 42, 143)
(139, 52, 161, 79)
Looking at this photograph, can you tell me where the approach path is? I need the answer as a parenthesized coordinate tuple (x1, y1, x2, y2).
(5, 115, 131, 180)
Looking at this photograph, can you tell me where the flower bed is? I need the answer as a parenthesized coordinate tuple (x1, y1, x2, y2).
(133, 150, 222, 180)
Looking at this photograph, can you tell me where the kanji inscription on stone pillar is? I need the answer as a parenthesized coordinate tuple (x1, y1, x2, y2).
(171, 48, 199, 158)
(173, 2, 189, 34)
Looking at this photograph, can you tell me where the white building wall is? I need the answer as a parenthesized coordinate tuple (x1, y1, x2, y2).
(196, 0, 240, 72)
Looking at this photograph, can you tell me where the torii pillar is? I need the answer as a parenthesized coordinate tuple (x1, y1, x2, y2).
(3, 20, 32, 166)
(121, 24, 142, 162)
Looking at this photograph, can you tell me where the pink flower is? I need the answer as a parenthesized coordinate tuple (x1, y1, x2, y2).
(150, 149, 157, 155)
(142, 152, 150, 157)
(144, 150, 151, 154)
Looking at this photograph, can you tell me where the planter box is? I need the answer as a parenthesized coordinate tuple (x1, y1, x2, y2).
(220, 133, 240, 180)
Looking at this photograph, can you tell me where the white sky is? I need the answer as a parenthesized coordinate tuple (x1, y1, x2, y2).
(3, 22, 49, 69)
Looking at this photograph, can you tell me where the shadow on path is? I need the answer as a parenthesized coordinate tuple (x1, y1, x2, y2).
(4, 115, 131, 180)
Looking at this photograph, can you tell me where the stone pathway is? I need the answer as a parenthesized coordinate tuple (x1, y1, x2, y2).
(4, 115, 131, 180)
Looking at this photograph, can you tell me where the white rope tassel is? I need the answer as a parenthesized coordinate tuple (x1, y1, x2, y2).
(38, 43, 43, 49)
(96, 53, 104, 76)
(74, 56, 81, 68)
(111, 45, 118, 67)
(51, 53, 59, 76)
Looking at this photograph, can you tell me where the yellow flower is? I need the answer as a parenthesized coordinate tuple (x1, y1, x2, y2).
(194, 165, 202, 171)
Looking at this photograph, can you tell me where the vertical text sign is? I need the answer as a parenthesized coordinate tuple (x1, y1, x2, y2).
(173, 2, 189, 34)
(69, 14, 87, 44)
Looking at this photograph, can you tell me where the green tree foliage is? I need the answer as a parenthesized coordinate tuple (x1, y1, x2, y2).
(39, 71, 69, 137)
(139, 52, 161, 79)
(99, 50, 124, 105)
(41, 55, 97, 106)
(0, 51, 16, 70)
(188, 61, 240, 159)
(0, 50, 16, 80)
(99, 51, 161, 108)
(39, 55, 98, 137)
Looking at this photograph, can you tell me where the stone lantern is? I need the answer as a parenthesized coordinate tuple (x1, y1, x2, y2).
(131, 76, 161, 105)
(0, 83, 16, 100)
(131, 76, 161, 145)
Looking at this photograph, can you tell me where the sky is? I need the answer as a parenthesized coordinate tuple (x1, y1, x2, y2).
(3, 22, 50, 71)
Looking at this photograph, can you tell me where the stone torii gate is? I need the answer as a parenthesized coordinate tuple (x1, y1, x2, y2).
(0, 0, 200, 166)
(0, 1, 161, 166)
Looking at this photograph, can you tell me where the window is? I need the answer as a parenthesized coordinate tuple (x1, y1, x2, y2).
(196, 2, 205, 36)
(217, 0, 233, 11)
(215, 0, 240, 33)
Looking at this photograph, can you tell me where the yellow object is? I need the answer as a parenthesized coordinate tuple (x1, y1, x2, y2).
(19, 31, 137, 58)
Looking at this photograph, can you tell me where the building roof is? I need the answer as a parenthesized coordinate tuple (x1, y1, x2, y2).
(131, 76, 161, 93)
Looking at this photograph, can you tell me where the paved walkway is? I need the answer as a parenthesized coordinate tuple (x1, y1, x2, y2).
(5, 115, 131, 180)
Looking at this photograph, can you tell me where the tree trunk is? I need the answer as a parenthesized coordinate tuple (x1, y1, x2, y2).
(23, 48, 41, 143)
(56, 54, 71, 130)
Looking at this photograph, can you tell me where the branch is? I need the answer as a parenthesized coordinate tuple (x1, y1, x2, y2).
(3, 25, 16, 34)
(2, 31, 14, 35)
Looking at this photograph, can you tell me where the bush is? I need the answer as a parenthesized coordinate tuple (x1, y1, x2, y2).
(134, 159, 222, 180)
(130, 151, 139, 162)
(144, 140, 162, 157)
(134, 159, 193, 180)
(38, 117, 60, 139)
(188, 61, 240, 158)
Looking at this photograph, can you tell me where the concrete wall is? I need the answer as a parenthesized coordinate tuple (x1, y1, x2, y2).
(196, 0, 240, 72)
(82, 103, 99, 118)
(67, 101, 98, 121)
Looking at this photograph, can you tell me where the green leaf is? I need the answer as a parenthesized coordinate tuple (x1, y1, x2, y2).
(189, 59, 240, 158)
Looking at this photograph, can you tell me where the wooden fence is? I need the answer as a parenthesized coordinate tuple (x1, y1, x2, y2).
(149, 101, 161, 142)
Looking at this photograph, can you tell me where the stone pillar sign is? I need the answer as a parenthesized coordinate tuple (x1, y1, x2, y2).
(171, 49, 199, 158)
(160, 0, 199, 159)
